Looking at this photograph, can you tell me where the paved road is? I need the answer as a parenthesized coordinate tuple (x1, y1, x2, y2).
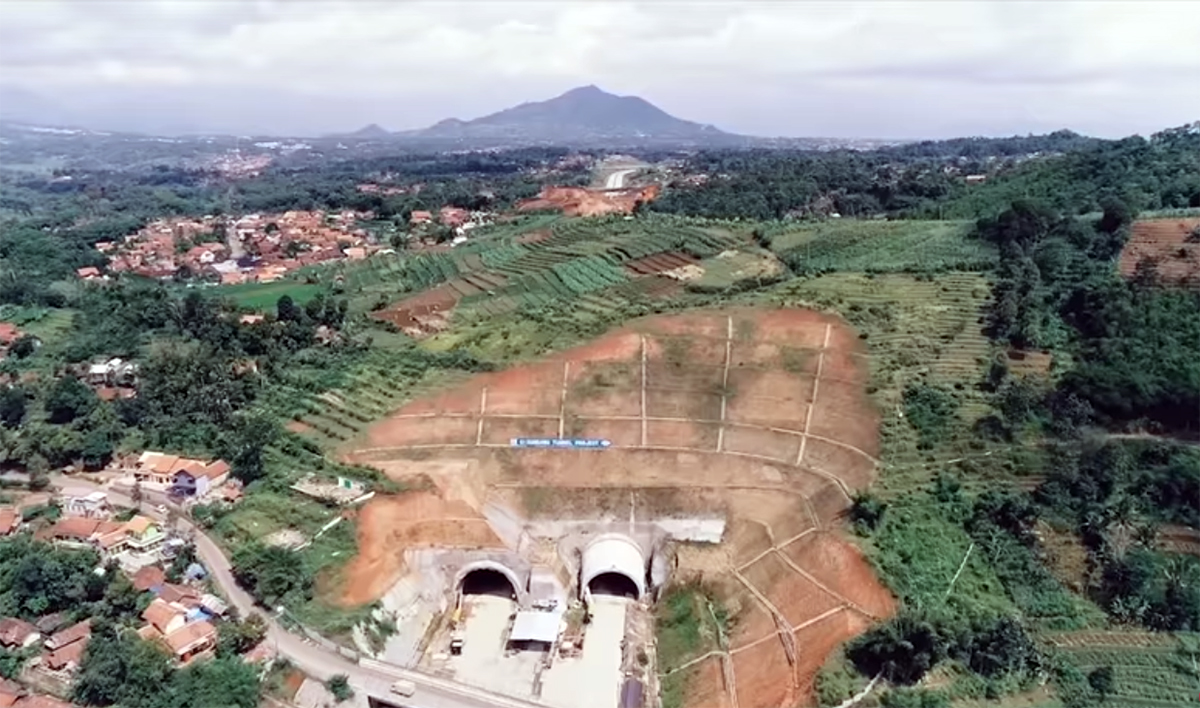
(603, 168, 636, 190)
(50, 475, 550, 708)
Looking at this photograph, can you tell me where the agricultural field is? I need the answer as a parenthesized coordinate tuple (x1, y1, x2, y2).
(756, 271, 1004, 494)
(689, 248, 784, 291)
(1047, 631, 1200, 708)
(1118, 217, 1200, 289)
(326, 216, 751, 328)
(766, 219, 996, 274)
(213, 279, 325, 309)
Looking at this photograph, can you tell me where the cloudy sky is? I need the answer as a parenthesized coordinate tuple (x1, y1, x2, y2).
(1, 0, 1198, 137)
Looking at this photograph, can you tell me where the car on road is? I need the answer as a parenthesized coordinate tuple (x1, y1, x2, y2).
(390, 679, 416, 697)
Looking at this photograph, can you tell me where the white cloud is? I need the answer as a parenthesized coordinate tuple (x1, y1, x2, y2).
(1, 0, 1197, 136)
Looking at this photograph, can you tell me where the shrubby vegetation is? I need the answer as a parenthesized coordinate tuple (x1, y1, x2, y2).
(74, 623, 260, 708)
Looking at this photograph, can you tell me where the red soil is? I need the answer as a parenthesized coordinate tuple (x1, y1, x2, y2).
(342, 308, 893, 706)
(1118, 218, 1200, 289)
(516, 184, 660, 217)
(340, 492, 504, 605)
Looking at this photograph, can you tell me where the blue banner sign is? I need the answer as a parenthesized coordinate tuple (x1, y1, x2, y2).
(511, 438, 612, 449)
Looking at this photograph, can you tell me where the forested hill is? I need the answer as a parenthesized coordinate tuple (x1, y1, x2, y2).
(650, 123, 1200, 221)
(879, 129, 1102, 160)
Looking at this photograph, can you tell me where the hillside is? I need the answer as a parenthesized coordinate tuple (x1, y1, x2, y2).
(400, 85, 737, 145)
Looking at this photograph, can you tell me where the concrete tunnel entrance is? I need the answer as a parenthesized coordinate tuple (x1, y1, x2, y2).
(454, 560, 529, 605)
(460, 568, 518, 599)
(581, 534, 647, 601)
(587, 572, 641, 599)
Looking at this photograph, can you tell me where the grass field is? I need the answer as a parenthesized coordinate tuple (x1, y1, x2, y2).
(211, 280, 325, 309)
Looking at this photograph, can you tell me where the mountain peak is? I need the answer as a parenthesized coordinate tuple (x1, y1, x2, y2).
(408, 86, 733, 145)
(348, 123, 390, 138)
(561, 84, 608, 97)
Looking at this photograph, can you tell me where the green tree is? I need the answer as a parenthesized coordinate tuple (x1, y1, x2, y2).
(166, 655, 261, 708)
(45, 376, 99, 424)
(216, 613, 267, 657)
(846, 612, 949, 685)
(326, 674, 354, 702)
(849, 491, 887, 532)
(223, 410, 280, 484)
(0, 386, 27, 428)
(1087, 665, 1114, 703)
(8, 335, 38, 359)
(73, 627, 174, 707)
(231, 543, 311, 607)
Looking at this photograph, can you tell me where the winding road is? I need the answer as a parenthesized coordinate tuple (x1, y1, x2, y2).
(51, 475, 549, 708)
(603, 168, 636, 190)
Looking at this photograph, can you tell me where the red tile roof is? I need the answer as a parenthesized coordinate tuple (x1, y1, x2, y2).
(0, 677, 22, 708)
(0, 324, 21, 345)
(45, 620, 90, 651)
(163, 620, 216, 656)
(42, 637, 87, 671)
(0, 618, 37, 647)
(0, 508, 18, 536)
(131, 565, 166, 592)
(141, 599, 184, 635)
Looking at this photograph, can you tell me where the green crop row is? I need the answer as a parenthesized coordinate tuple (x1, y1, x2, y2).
(551, 256, 629, 295)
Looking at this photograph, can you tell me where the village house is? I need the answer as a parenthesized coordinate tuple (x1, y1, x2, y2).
(75, 266, 102, 281)
(171, 460, 231, 499)
(37, 517, 121, 550)
(39, 515, 162, 558)
(131, 565, 166, 592)
(154, 582, 202, 609)
(409, 210, 433, 225)
(93, 515, 164, 556)
(63, 491, 111, 519)
(129, 452, 231, 497)
(0, 618, 40, 649)
(141, 599, 186, 636)
(163, 620, 217, 664)
(85, 358, 137, 387)
(138, 599, 217, 664)
(41, 619, 89, 672)
(34, 614, 69, 636)
(44, 621, 89, 654)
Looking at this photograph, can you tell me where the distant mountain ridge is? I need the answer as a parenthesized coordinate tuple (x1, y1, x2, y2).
(396, 85, 737, 145)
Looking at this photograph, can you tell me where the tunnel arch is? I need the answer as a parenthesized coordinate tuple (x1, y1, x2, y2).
(581, 534, 646, 599)
(455, 561, 527, 604)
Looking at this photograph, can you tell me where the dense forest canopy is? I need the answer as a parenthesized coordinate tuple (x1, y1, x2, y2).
(650, 124, 1200, 221)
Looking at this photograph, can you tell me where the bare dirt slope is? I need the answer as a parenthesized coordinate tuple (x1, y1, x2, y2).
(342, 309, 893, 707)
(1119, 218, 1200, 288)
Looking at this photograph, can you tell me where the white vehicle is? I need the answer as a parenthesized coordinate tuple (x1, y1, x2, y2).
(390, 679, 416, 697)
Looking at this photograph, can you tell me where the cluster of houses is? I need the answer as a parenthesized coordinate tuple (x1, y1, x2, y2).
(90, 209, 381, 285)
(408, 206, 493, 246)
(0, 499, 236, 700)
(79, 357, 138, 402)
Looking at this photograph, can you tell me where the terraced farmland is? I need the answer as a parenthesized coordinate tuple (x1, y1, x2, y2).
(767, 271, 1000, 493)
(768, 219, 996, 274)
(1049, 633, 1200, 708)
